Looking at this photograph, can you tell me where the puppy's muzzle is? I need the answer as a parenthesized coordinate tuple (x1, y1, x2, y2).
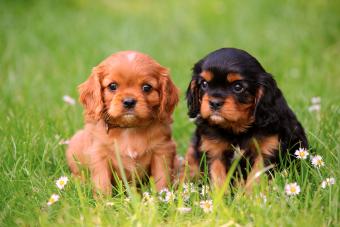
(209, 99, 224, 111)
(123, 98, 137, 109)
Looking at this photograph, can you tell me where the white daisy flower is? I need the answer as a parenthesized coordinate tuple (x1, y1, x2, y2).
(63, 95, 76, 105)
(311, 97, 321, 104)
(142, 192, 154, 204)
(47, 194, 60, 206)
(294, 148, 309, 159)
(158, 188, 175, 203)
(177, 207, 192, 213)
(311, 155, 325, 168)
(200, 185, 210, 197)
(308, 104, 321, 112)
(105, 202, 114, 206)
(285, 182, 301, 196)
(181, 182, 196, 201)
(56, 176, 68, 190)
(165, 191, 175, 202)
(183, 182, 196, 193)
(200, 200, 213, 213)
(58, 139, 70, 145)
(321, 178, 335, 188)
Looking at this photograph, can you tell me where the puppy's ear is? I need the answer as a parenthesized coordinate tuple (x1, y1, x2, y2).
(158, 68, 179, 121)
(254, 73, 281, 127)
(186, 59, 204, 119)
(78, 67, 104, 122)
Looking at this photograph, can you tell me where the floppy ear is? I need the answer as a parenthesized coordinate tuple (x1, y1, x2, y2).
(254, 73, 281, 127)
(78, 67, 103, 122)
(186, 59, 204, 119)
(158, 69, 179, 121)
(186, 77, 201, 119)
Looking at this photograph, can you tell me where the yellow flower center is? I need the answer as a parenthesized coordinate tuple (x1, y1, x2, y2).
(291, 187, 296, 193)
(59, 180, 64, 185)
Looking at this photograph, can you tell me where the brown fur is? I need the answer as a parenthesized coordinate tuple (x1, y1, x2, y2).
(200, 94, 255, 134)
(226, 73, 243, 83)
(66, 51, 179, 195)
(200, 136, 230, 159)
(200, 70, 214, 81)
(244, 135, 279, 192)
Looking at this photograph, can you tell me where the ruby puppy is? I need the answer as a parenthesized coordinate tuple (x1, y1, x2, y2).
(66, 51, 179, 195)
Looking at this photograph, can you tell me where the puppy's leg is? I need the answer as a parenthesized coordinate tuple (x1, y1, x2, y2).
(66, 130, 92, 179)
(210, 159, 227, 188)
(90, 159, 112, 196)
(245, 136, 278, 193)
(244, 155, 264, 194)
(151, 142, 176, 191)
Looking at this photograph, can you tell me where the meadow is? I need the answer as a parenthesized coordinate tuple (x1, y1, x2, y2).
(0, 0, 339, 226)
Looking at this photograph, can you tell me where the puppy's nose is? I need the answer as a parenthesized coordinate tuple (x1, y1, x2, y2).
(209, 100, 224, 110)
(123, 98, 137, 109)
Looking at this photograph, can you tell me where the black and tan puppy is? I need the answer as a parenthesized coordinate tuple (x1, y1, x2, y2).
(182, 48, 308, 190)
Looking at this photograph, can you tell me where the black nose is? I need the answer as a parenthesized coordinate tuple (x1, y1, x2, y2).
(209, 100, 223, 110)
(123, 98, 137, 109)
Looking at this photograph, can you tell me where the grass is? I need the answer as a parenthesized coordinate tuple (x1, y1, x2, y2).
(1, 0, 339, 226)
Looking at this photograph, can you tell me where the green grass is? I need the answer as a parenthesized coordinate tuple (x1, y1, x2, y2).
(1, 0, 339, 226)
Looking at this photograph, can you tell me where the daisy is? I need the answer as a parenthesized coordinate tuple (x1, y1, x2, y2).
(294, 148, 309, 159)
(58, 139, 70, 145)
(311, 97, 321, 104)
(181, 182, 196, 201)
(200, 185, 210, 197)
(200, 200, 213, 213)
(63, 95, 76, 105)
(285, 182, 301, 196)
(142, 192, 154, 204)
(105, 202, 114, 206)
(177, 207, 192, 213)
(321, 178, 335, 188)
(308, 104, 321, 112)
(47, 194, 60, 206)
(56, 176, 69, 190)
(311, 155, 325, 168)
(158, 188, 175, 203)
(183, 182, 196, 193)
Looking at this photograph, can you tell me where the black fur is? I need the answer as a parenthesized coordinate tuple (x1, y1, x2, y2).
(186, 48, 308, 178)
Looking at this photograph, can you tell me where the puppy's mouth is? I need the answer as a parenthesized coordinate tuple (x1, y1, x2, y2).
(208, 113, 226, 124)
(121, 112, 137, 120)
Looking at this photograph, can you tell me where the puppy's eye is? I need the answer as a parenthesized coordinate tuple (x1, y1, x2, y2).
(233, 83, 244, 93)
(108, 83, 118, 91)
(142, 84, 152, 92)
(201, 80, 208, 90)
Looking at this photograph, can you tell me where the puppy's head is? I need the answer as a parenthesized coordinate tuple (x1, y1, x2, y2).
(79, 51, 179, 127)
(187, 48, 279, 133)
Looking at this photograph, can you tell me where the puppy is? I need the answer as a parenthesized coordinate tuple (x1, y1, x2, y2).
(66, 51, 179, 195)
(183, 48, 308, 190)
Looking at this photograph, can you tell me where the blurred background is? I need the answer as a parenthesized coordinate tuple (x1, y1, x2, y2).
(1, 0, 339, 152)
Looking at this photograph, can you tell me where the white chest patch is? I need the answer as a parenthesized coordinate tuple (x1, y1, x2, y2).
(127, 147, 138, 159)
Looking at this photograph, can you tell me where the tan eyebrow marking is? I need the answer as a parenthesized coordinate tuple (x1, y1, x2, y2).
(200, 70, 214, 81)
(227, 73, 243, 83)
